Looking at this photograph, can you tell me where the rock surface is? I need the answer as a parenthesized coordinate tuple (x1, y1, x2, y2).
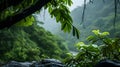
(1, 59, 65, 67)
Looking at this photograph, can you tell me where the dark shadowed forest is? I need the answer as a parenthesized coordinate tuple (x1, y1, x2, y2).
(0, 0, 120, 67)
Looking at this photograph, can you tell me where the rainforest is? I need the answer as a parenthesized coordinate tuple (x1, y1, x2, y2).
(0, 0, 120, 67)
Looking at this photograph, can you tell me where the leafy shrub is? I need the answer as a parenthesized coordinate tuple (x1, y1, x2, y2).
(64, 30, 120, 67)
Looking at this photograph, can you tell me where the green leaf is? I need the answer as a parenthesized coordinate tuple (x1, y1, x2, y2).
(68, 0, 73, 6)
(87, 35, 95, 41)
(73, 27, 76, 36)
(92, 30, 100, 35)
(101, 32, 109, 36)
(76, 28, 80, 39)
(72, 26, 80, 38)
(61, 23, 67, 30)
(66, 53, 73, 57)
(48, 6, 53, 13)
(56, 13, 61, 22)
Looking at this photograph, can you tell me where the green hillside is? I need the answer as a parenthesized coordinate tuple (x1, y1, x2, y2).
(72, 0, 120, 39)
(0, 23, 68, 62)
(61, 0, 120, 51)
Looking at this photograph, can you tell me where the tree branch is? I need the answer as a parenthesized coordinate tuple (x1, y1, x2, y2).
(0, 0, 51, 29)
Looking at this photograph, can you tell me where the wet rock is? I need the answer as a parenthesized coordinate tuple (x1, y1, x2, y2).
(2, 61, 33, 67)
(95, 59, 120, 67)
(2, 59, 65, 67)
(2, 61, 23, 67)
(32, 59, 65, 67)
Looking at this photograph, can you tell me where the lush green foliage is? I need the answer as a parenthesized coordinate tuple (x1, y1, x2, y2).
(0, 27, 40, 62)
(54, 0, 120, 51)
(0, 0, 80, 38)
(0, 1, 120, 66)
(45, 0, 80, 38)
(65, 43, 100, 67)
(88, 30, 120, 60)
(0, 0, 81, 63)
(0, 23, 68, 62)
(64, 30, 120, 67)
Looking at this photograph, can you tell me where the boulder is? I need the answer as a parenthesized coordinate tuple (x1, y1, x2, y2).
(95, 59, 120, 67)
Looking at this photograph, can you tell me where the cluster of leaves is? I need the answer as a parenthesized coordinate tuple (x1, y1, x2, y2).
(87, 30, 120, 59)
(45, 0, 80, 38)
(87, 30, 110, 44)
(65, 43, 100, 67)
(0, 0, 78, 62)
(0, 0, 80, 38)
(0, 24, 69, 62)
(0, 0, 36, 25)
(59, 0, 120, 51)
(64, 30, 120, 67)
